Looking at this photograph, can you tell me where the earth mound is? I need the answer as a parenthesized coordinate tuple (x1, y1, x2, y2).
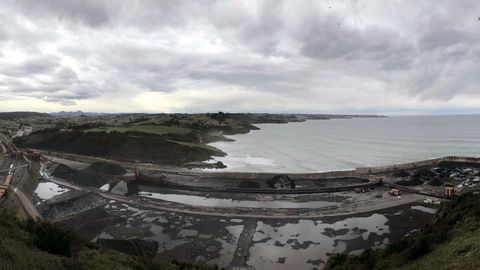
(38, 191, 106, 221)
(51, 164, 77, 179)
(412, 168, 437, 178)
(438, 160, 480, 168)
(52, 164, 108, 188)
(395, 176, 424, 186)
(85, 162, 126, 175)
(392, 170, 410, 177)
(238, 180, 262, 189)
(427, 178, 444, 186)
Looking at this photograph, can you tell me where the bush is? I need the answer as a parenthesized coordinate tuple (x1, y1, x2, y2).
(358, 249, 376, 269)
(406, 237, 431, 260)
(21, 219, 75, 256)
(325, 254, 347, 269)
(382, 238, 410, 256)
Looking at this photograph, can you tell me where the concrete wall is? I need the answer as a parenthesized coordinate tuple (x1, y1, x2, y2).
(191, 156, 480, 180)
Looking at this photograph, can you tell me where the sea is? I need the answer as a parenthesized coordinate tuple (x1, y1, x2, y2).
(208, 115, 480, 173)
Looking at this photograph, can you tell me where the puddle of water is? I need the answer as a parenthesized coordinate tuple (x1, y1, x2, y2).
(101, 202, 244, 266)
(34, 181, 69, 200)
(411, 205, 437, 214)
(247, 214, 390, 270)
(139, 192, 337, 209)
(97, 199, 434, 270)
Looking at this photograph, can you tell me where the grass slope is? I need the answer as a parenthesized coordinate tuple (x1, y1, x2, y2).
(0, 209, 219, 270)
(15, 130, 225, 164)
(325, 193, 480, 270)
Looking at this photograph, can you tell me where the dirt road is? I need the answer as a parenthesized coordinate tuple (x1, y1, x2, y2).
(9, 184, 42, 220)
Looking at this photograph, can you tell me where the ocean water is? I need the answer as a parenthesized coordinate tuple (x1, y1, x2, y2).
(209, 115, 480, 173)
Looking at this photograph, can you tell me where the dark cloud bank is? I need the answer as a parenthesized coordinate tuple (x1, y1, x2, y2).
(0, 0, 479, 113)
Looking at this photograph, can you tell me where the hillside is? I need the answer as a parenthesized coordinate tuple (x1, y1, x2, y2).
(0, 209, 218, 270)
(325, 193, 480, 270)
(14, 130, 225, 165)
(9, 112, 383, 166)
(0, 112, 51, 119)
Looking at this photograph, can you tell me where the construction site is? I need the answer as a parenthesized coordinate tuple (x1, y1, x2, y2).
(2, 131, 480, 269)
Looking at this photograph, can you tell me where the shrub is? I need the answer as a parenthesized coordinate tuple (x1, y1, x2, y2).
(21, 219, 75, 256)
(406, 236, 431, 260)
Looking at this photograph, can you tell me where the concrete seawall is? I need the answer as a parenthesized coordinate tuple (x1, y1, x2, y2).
(39, 150, 480, 180)
(179, 156, 480, 180)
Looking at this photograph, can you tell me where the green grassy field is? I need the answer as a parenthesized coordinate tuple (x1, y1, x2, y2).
(84, 125, 192, 136)
(0, 119, 19, 133)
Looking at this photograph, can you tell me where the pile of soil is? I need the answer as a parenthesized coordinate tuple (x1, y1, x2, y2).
(238, 180, 262, 189)
(392, 170, 410, 178)
(96, 238, 159, 258)
(60, 208, 124, 241)
(438, 161, 480, 168)
(38, 191, 106, 221)
(85, 162, 126, 175)
(51, 164, 77, 180)
(412, 168, 437, 179)
(396, 176, 424, 186)
(52, 164, 108, 188)
(428, 178, 444, 186)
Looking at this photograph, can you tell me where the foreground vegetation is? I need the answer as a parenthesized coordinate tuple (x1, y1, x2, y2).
(325, 193, 480, 270)
(0, 208, 219, 270)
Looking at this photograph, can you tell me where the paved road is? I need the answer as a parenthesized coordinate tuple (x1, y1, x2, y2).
(9, 184, 42, 221)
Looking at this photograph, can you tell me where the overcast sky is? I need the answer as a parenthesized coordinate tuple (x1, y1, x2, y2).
(0, 0, 479, 114)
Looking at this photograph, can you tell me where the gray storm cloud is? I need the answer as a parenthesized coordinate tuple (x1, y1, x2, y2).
(0, 0, 479, 113)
